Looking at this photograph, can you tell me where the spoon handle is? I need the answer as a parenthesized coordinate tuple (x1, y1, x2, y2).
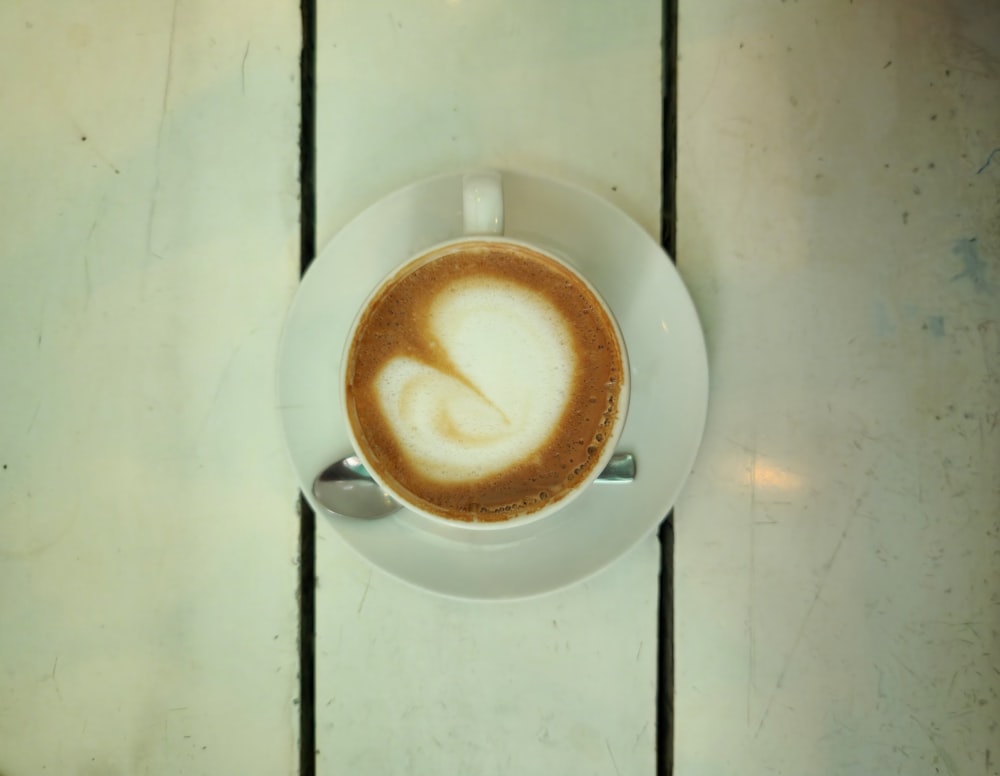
(597, 452, 635, 482)
(348, 452, 636, 483)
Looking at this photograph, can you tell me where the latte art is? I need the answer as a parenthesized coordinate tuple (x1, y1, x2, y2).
(374, 278, 577, 482)
(344, 241, 625, 522)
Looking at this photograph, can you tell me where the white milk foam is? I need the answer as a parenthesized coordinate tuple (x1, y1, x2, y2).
(374, 277, 577, 483)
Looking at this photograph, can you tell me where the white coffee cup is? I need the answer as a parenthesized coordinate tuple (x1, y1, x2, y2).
(341, 171, 630, 532)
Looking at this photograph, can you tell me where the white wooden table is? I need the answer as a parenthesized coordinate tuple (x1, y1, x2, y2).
(3, 1, 998, 774)
(676, 1, 1000, 774)
(0, 0, 301, 772)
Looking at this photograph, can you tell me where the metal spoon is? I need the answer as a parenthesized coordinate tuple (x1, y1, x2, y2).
(312, 452, 636, 520)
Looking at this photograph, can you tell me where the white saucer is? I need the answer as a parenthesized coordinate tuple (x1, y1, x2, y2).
(277, 170, 708, 600)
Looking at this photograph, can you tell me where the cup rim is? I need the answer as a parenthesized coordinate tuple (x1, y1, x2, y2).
(340, 235, 631, 532)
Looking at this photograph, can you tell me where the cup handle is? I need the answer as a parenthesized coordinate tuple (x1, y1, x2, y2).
(462, 170, 504, 235)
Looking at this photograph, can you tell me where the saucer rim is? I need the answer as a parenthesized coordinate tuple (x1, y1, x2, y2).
(277, 168, 708, 600)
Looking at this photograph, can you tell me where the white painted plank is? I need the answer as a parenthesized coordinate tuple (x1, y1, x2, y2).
(315, 1, 663, 773)
(0, 1, 301, 773)
(315, 544, 659, 774)
(676, 1, 1000, 773)
(316, 1, 663, 244)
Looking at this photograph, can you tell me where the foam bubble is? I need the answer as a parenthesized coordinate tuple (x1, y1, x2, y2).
(373, 277, 577, 482)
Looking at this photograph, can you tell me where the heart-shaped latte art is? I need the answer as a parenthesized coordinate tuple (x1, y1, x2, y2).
(373, 278, 577, 483)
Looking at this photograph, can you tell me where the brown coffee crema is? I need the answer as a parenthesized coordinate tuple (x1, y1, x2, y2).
(344, 241, 624, 522)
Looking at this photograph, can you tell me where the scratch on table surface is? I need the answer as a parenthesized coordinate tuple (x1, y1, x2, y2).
(82, 196, 105, 304)
(747, 447, 758, 726)
(891, 651, 917, 677)
(976, 147, 999, 174)
(911, 715, 959, 776)
(755, 497, 860, 737)
(26, 401, 41, 433)
(0, 504, 79, 561)
(357, 570, 372, 614)
(71, 117, 121, 174)
(241, 41, 250, 95)
(947, 668, 960, 698)
(50, 656, 63, 702)
(977, 320, 998, 381)
(199, 342, 243, 436)
(91, 146, 121, 175)
(632, 721, 649, 750)
(689, 48, 724, 121)
(605, 739, 621, 776)
(83, 251, 92, 305)
(952, 238, 992, 295)
(35, 296, 47, 350)
(146, 0, 180, 261)
(747, 582, 755, 726)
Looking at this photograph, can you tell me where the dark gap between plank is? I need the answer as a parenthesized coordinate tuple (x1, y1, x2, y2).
(658, 0, 679, 774)
(298, 0, 317, 773)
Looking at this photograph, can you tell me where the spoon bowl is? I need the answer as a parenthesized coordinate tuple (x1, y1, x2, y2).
(312, 455, 399, 520)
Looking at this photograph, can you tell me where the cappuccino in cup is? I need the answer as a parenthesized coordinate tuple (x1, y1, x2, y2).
(343, 238, 627, 524)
